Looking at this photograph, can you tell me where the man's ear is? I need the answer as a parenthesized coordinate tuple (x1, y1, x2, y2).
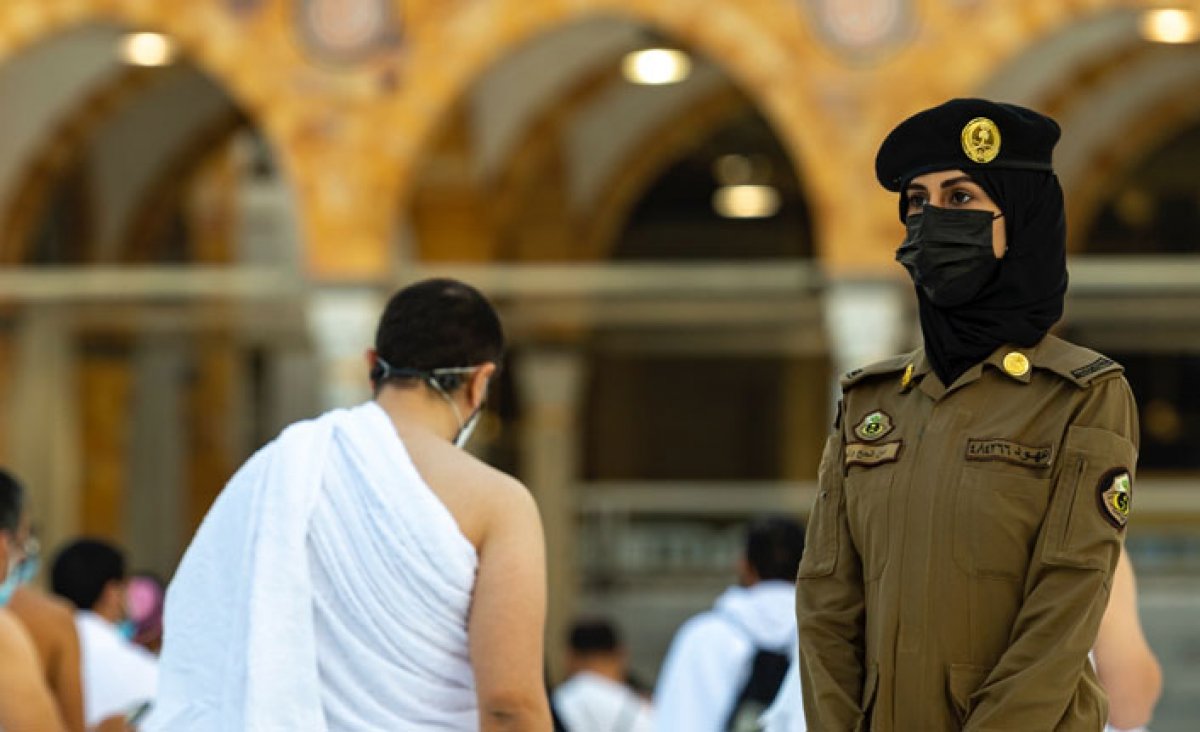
(366, 349, 381, 385)
(470, 363, 497, 409)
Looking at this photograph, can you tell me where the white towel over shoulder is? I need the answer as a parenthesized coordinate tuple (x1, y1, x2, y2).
(148, 402, 480, 731)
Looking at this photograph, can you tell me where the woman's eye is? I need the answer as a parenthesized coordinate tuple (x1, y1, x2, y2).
(907, 194, 928, 211)
(950, 189, 974, 205)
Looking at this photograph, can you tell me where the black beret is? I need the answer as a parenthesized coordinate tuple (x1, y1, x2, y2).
(875, 98, 1061, 191)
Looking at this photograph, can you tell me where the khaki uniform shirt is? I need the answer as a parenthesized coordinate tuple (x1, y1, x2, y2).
(796, 336, 1138, 732)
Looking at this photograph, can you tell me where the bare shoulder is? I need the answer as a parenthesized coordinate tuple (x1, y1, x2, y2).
(397, 425, 538, 546)
(0, 609, 37, 658)
(11, 587, 76, 631)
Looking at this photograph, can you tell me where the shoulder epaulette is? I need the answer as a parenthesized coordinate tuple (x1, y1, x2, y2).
(840, 352, 913, 391)
(1035, 336, 1124, 387)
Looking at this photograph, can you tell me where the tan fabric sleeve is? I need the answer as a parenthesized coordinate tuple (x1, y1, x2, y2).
(964, 375, 1138, 730)
(796, 425, 867, 731)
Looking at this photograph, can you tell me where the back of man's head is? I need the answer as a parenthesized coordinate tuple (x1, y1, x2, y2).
(374, 278, 504, 387)
(569, 619, 621, 656)
(744, 516, 806, 583)
(0, 469, 24, 535)
(565, 618, 626, 681)
(51, 538, 126, 611)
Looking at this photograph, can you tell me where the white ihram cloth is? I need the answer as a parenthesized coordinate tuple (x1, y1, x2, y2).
(552, 671, 654, 732)
(75, 611, 158, 726)
(147, 402, 480, 732)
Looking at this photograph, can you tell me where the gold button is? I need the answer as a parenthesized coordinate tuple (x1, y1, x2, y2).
(1003, 351, 1030, 377)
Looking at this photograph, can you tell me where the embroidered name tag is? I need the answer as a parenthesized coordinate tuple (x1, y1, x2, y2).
(846, 441, 901, 468)
(965, 439, 1053, 468)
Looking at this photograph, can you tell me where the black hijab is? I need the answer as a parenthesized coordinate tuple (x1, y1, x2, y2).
(908, 169, 1068, 386)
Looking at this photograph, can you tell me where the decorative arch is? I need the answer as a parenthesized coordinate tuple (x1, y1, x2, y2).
(382, 0, 836, 269)
(0, 1, 344, 274)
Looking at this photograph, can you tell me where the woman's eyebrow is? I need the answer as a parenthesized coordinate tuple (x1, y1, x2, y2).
(905, 183, 929, 194)
(940, 175, 975, 188)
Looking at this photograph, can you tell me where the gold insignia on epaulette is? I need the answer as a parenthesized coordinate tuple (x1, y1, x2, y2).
(962, 117, 1001, 164)
(854, 410, 893, 442)
(1099, 470, 1132, 529)
(1003, 351, 1030, 378)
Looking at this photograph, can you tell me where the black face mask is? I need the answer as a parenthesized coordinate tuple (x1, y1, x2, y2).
(896, 206, 1000, 308)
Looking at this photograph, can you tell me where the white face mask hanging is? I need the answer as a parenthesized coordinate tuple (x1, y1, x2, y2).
(425, 367, 487, 449)
(373, 359, 489, 449)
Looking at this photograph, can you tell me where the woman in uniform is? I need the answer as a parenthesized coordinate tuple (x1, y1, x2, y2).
(795, 99, 1139, 731)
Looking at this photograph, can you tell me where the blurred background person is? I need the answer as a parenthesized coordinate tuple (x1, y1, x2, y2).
(0, 466, 72, 731)
(1098, 549, 1163, 732)
(52, 538, 157, 729)
(654, 516, 804, 732)
(3, 469, 88, 732)
(125, 573, 165, 656)
(552, 618, 653, 732)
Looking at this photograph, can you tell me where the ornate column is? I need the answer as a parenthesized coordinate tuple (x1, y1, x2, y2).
(307, 287, 384, 410)
(514, 347, 586, 684)
(127, 335, 187, 575)
(822, 277, 912, 390)
(5, 306, 81, 556)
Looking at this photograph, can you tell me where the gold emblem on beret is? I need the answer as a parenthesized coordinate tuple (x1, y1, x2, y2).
(1100, 471, 1132, 528)
(962, 117, 1001, 164)
(1002, 351, 1030, 378)
(854, 410, 893, 442)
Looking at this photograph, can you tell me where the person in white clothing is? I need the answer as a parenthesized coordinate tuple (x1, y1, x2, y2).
(553, 619, 653, 732)
(654, 517, 805, 732)
(149, 279, 551, 732)
(51, 538, 157, 728)
(1097, 547, 1162, 732)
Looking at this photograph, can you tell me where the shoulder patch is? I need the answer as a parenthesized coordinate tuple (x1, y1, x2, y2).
(1097, 469, 1132, 529)
(1071, 356, 1116, 381)
(1035, 337, 1123, 388)
(840, 352, 915, 392)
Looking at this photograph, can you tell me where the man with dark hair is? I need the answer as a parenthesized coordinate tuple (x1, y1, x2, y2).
(0, 469, 71, 731)
(654, 516, 805, 732)
(52, 539, 158, 728)
(2, 468, 90, 732)
(152, 279, 551, 732)
(552, 619, 653, 732)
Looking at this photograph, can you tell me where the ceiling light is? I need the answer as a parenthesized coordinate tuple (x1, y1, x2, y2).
(1140, 8, 1199, 44)
(622, 48, 692, 85)
(120, 32, 177, 67)
(713, 185, 781, 219)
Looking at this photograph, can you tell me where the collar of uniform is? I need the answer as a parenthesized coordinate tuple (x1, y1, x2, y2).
(914, 342, 1040, 401)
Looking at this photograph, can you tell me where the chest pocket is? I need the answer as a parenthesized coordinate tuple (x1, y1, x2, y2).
(952, 463, 1051, 581)
(845, 462, 895, 582)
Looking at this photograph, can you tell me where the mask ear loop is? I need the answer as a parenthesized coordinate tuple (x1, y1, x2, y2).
(375, 357, 485, 444)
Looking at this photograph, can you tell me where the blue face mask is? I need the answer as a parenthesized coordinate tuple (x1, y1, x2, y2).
(0, 566, 18, 607)
(14, 554, 39, 586)
(117, 619, 137, 641)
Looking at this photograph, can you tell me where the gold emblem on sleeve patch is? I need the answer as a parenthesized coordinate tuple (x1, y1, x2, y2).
(962, 117, 1001, 164)
(1099, 470, 1132, 529)
(854, 411, 893, 442)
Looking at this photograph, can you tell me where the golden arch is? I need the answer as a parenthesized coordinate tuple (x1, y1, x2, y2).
(381, 0, 836, 270)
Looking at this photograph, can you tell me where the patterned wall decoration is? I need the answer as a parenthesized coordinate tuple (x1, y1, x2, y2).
(294, 0, 397, 65)
(806, 0, 913, 62)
